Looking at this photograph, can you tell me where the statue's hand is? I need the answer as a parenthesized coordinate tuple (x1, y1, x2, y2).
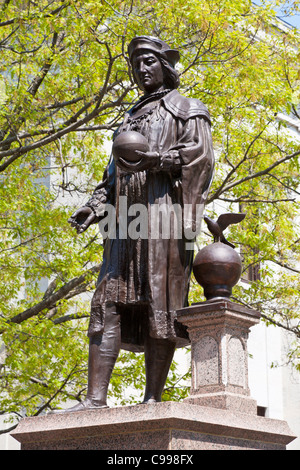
(68, 207, 96, 234)
(117, 152, 159, 172)
(135, 151, 160, 170)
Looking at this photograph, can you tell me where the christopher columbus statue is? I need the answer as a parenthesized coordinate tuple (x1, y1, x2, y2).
(66, 36, 215, 411)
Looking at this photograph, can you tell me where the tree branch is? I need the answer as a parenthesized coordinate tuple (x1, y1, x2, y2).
(219, 196, 296, 204)
(0, 84, 131, 171)
(0, 423, 18, 435)
(53, 312, 89, 325)
(0, 1, 71, 28)
(33, 364, 79, 416)
(27, 31, 65, 97)
(1, 263, 101, 330)
(209, 124, 270, 202)
(208, 149, 300, 203)
(232, 296, 300, 339)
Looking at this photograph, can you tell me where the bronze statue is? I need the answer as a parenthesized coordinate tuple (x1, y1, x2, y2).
(66, 36, 215, 411)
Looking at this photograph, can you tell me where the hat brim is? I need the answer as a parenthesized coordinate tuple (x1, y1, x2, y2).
(128, 37, 180, 68)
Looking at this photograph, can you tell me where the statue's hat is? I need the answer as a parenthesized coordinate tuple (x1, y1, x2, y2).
(128, 36, 180, 68)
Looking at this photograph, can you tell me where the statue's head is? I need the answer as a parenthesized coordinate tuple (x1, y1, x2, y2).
(128, 36, 180, 93)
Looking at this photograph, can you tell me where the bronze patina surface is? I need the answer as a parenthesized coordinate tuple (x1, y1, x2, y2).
(67, 36, 215, 411)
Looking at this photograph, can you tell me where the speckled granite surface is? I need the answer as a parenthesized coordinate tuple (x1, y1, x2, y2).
(177, 300, 260, 414)
(11, 302, 296, 450)
(11, 401, 296, 450)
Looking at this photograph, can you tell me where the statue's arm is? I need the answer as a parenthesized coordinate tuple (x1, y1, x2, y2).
(68, 158, 115, 233)
(84, 165, 112, 218)
(159, 116, 213, 177)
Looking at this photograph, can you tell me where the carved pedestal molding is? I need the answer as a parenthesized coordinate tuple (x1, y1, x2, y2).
(177, 299, 261, 414)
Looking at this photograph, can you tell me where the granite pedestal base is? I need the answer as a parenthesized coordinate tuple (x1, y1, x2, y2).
(177, 300, 260, 414)
(11, 401, 296, 450)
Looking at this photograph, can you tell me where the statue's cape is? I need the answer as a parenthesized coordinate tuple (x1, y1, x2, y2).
(162, 89, 211, 124)
(162, 90, 214, 235)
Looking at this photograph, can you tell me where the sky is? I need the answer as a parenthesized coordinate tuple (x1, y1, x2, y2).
(253, 1, 300, 29)
(276, 11, 300, 29)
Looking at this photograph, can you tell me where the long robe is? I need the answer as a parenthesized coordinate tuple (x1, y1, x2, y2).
(85, 89, 214, 351)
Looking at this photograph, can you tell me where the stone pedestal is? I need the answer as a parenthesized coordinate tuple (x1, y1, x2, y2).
(11, 401, 296, 450)
(11, 299, 296, 451)
(177, 300, 260, 414)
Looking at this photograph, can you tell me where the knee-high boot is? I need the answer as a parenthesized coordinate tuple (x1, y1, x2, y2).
(65, 305, 121, 412)
(142, 336, 176, 403)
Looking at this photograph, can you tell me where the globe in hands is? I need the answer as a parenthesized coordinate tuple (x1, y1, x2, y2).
(112, 131, 150, 163)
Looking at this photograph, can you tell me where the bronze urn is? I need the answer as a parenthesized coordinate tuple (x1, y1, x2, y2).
(193, 242, 242, 301)
(193, 213, 245, 301)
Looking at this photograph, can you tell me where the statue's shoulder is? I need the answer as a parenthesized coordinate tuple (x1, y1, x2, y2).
(162, 89, 211, 124)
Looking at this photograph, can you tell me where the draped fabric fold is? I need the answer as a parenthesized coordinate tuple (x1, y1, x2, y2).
(85, 90, 214, 351)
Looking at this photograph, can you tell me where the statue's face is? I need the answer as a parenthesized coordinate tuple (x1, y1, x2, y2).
(132, 52, 164, 94)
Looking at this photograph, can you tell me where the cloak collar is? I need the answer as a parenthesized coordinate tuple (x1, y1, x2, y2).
(162, 89, 211, 124)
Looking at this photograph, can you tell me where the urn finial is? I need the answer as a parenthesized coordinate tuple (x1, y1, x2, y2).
(193, 213, 245, 301)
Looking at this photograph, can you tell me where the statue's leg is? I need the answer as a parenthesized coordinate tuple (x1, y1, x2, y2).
(142, 336, 176, 403)
(63, 304, 121, 412)
(86, 305, 121, 406)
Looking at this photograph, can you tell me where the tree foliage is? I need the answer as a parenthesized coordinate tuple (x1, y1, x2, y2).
(0, 0, 300, 431)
